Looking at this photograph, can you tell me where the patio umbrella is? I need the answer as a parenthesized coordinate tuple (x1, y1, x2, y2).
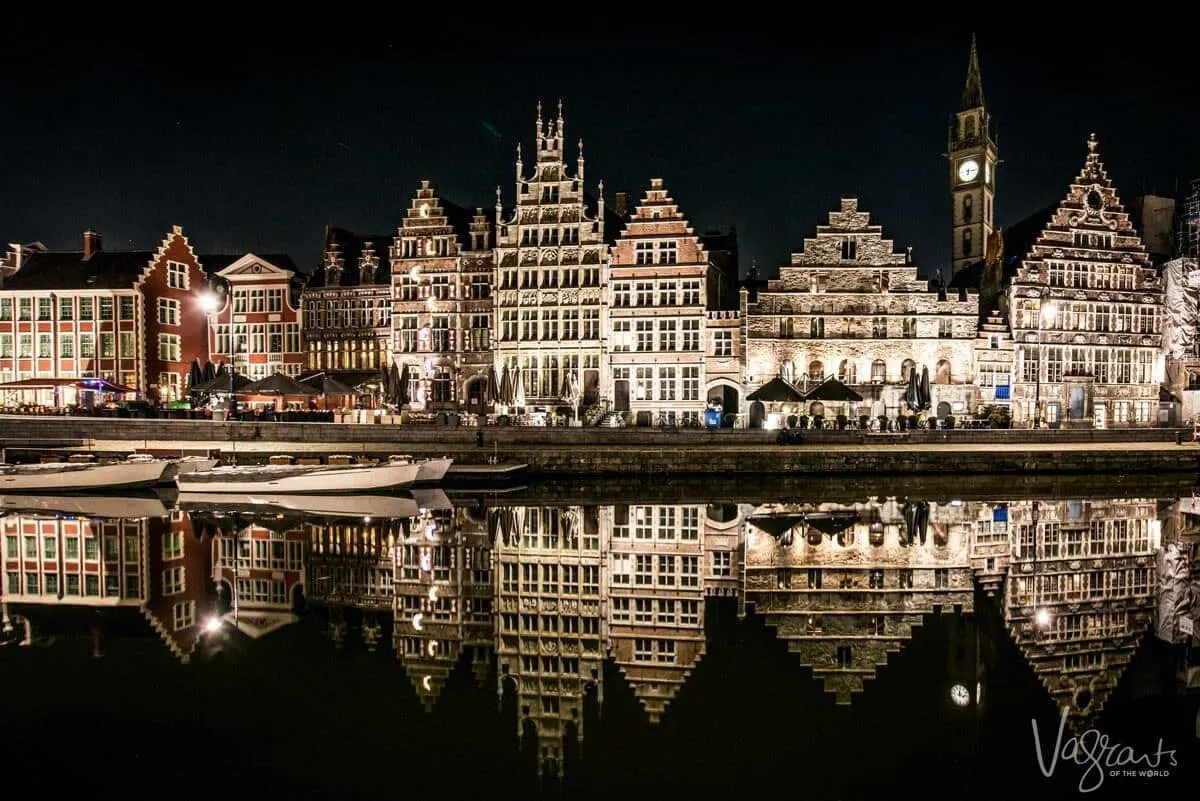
(241, 372, 320, 396)
(388, 361, 402, 406)
(486, 364, 500, 403)
(498, 365, 513, 405)
(919, 365, 932, 412)
(513, 365, 525, 407)
(396, 363, 410, 406)
(747, 377, 805, 402)
(187, 358, 203, 390)
(560, 371, 580, 420)
(201, 360, 217, 383)
(905, 366, 920, 411)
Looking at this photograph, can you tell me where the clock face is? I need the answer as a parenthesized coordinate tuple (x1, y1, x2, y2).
(950, 683, 970, 707)
(958, 159, 980, 183)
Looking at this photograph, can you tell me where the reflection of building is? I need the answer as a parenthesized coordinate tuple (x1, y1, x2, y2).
(608, 180, 713, 426)
(203, 254, 303, 380)
(2, 510, 214, 662)
(494, 103, 608, 414)
(307, 516, 399, 650)
(1008, 137, 1164, 428)
(742, 199, 980, 425)
(0, 226, 210, 403)
(302, 227, 392, 375)
(395, 502, 494, 710)
(389, 181, 494, 415)
(604, 503, 720, 723)
(743, 498, 973, 702)
(212, 520, 305, 638)
(494, 504, 603, 777)
(969, 501, 1011, 595)
(1004, 499, 1159, 726)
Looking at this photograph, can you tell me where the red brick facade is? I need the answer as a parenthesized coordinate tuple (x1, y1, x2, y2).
(139, 227, 210, 403)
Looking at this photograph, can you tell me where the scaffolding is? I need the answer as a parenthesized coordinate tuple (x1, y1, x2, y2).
(1179, 177, 1200, 260)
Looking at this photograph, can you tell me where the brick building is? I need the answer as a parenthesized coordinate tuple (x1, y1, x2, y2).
(202, 253, 303, 380)
(0, 227, 210, 404)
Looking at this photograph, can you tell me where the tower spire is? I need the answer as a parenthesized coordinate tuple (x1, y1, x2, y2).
(961, 33, 985, 110)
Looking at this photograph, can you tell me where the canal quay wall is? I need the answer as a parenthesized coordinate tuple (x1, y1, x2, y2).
(0, 416, 1196, 478)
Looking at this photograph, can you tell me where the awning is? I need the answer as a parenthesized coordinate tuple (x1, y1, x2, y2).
(747, 376, 805, 402)
(0, 377, 136, 393)
(803, 376, 864, 403)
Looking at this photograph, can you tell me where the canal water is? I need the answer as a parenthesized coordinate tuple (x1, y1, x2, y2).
(1, 479, 1197, 800)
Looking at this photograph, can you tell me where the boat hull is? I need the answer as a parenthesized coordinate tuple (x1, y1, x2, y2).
(158, 457, 219, 483)
(414, 457, 454, 484)
(177, 492, 422, 519)
(0, 493, 169, 519)
(175, 461, 420, 494)
(0, 460, 168, 493)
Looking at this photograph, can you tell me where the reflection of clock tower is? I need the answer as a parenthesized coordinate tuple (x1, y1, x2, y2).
(949, 35, 998, 275)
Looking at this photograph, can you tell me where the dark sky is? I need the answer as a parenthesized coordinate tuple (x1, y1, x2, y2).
(3, 18, 1197, 279)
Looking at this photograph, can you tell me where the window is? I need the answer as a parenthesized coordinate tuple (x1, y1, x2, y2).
(836, 645, 852, 667)
(119, 296, 135, 320)
(100, 333, 115, 358)
(0, 334, 10, 358)
(167, 261, 188, 289)
(60, 334, 74, 358)
(962, 229, 972, 257)
(59, 297, 74, 320)
(99, 298, 113, 321)
(810, 318, 824, 338)
(173, 601, 195, 630)
(157, 298, 180, 325)
(119, 332, 135, 358)
(18, 334, 32, 358)
(658, 242, 678, 264)
(158, 334, 181, 362)
(37, 298, 51, 321)
(712, 551, 731, 576)
(713, 331, 732, 357)
(79, 297, 93, 321)
(841, 237, 857, 260)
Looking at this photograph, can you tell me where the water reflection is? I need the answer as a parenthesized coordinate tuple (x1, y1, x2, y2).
(1, 486, 1196, 788)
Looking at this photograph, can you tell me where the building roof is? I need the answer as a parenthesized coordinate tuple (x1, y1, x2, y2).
(305, 227, 394, 289)
(1, 249, 154, 291)
(198, 253, 299, 275)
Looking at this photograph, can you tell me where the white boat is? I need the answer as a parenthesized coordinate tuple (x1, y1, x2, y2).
(0, 459, 169, 492)
(175, 460, 420, 494)
(0, 493, 169, 519)
(177, 491, 424, 519)
(390, 455, 454, 484)
(158, 456, 220, 482)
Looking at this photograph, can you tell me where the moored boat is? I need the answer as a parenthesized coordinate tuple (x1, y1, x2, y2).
(175, 460, 420, 494)
(0, 493, 169, 519)
(390, 455, 454, 485)
(158, 456, 220, 482)
(176, 491, 424, 519)
(0, 458, 169, 492)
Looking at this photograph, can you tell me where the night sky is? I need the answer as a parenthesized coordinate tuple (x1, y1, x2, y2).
(3, 19, 1198, 280)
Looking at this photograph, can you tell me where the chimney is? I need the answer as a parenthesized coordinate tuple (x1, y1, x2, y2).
(614, 192, 630, 221)
(83, 230, 102, 259)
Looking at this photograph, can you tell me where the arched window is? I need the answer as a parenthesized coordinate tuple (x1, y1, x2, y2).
(838, 359, 857, 384)
(808, 361, 824, 381)
(963, 229, 973, 257)
(936, 359, 952, 384)
(901, 359, 916, 382)
(962, 195, 973, 223)
(871, 359, 886, 384)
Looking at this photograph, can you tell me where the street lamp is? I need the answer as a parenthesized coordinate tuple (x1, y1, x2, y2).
(1032, 291, 1058, 429)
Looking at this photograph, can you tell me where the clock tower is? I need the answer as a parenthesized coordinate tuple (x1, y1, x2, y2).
(949, 35, 998, 276)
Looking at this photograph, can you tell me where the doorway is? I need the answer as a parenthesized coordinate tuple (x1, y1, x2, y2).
(614, 380, 630, 412)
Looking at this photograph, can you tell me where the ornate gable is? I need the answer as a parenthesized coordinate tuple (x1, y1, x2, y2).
(216, 254, 294, 280)
(138, 224, 201, 286)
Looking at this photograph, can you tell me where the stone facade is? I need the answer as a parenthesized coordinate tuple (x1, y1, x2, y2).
(608, 179, 711, 425)
(973, 310, 1014, 408)
(742, 198, 980, 423)
(389, 181, 494, 414)
(494, 103, 607, 414)
(1009, 136, 1164, 428)
(302, 228, 392, 374)
(742, 498, 974, 702)
(1003, 498, 1159, 728)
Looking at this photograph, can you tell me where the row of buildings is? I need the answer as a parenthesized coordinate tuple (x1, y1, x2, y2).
(2, 41, 1197, 426)
(3, 491, 1187, 776)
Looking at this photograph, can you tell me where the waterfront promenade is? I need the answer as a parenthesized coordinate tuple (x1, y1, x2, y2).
(1, 415, 1197, 478)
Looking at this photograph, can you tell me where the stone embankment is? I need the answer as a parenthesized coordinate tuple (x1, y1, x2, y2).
(0, 415, 1196, 477)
